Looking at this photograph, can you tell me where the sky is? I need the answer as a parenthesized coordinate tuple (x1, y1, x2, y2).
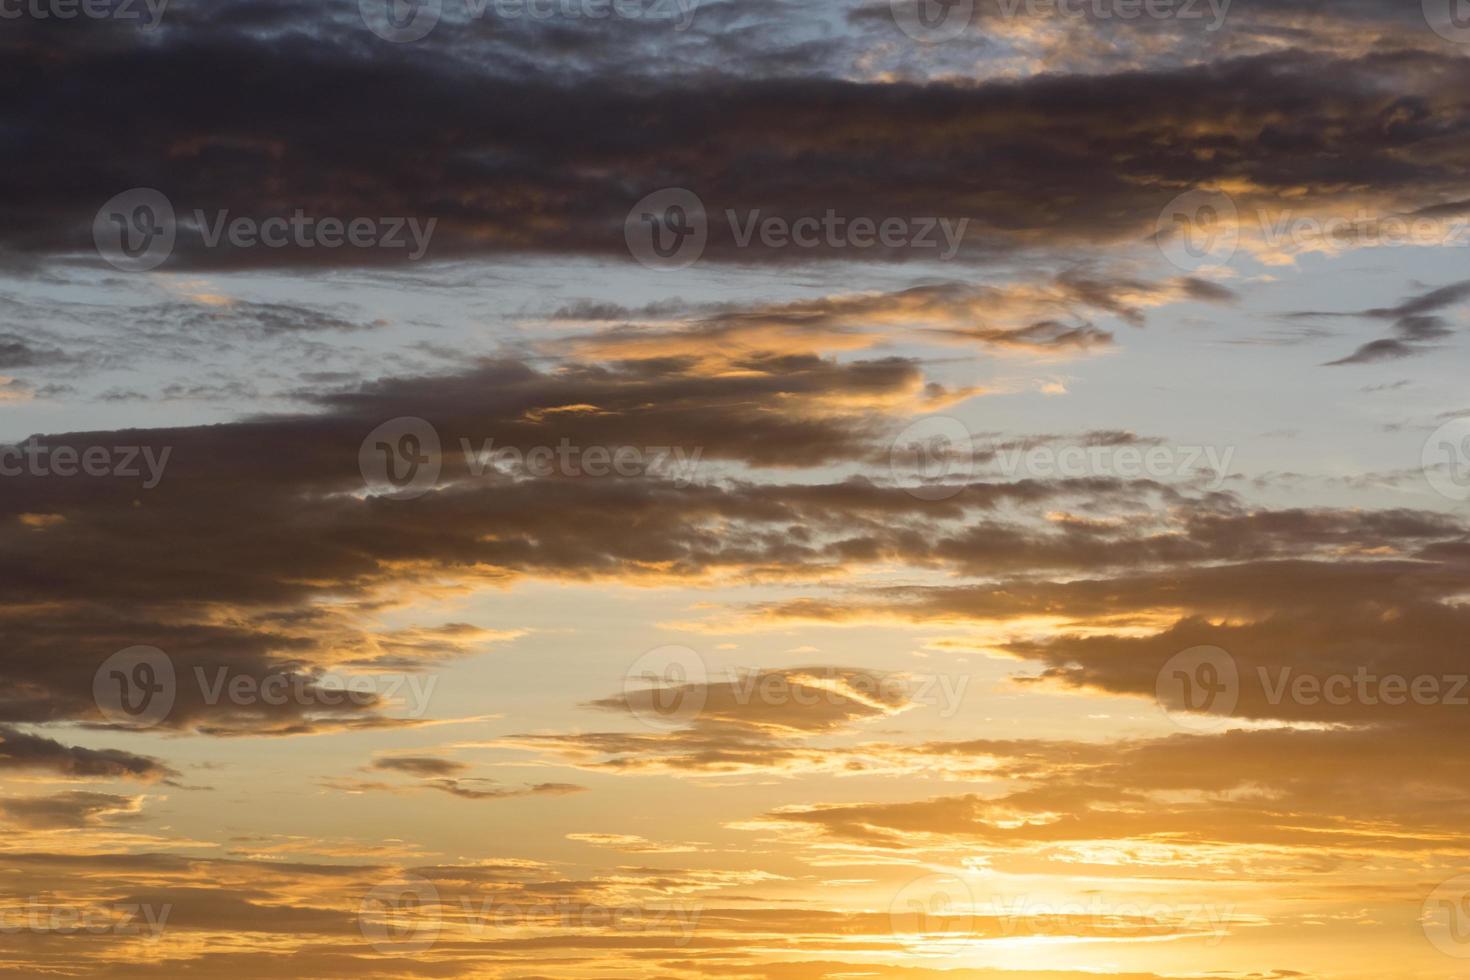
(4, 0, 1470, 977)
